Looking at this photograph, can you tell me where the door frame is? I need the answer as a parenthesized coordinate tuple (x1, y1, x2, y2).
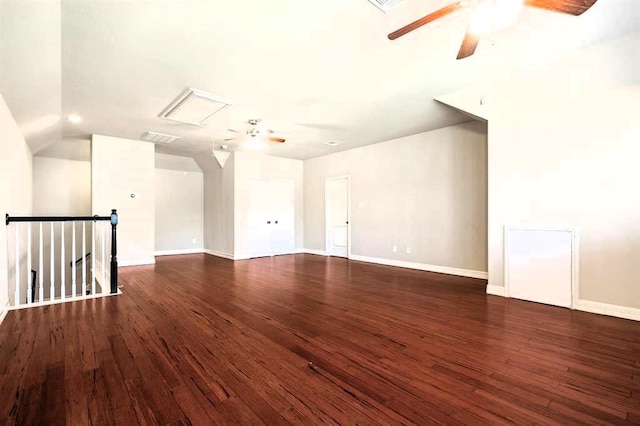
(324, 175, 351, 258)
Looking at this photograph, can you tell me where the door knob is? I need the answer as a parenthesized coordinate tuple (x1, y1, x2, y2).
(346, 221, 349, 224)
(267, 221, 271, 224)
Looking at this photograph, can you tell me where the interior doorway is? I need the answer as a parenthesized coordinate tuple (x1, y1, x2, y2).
(325, 176, 350, 258)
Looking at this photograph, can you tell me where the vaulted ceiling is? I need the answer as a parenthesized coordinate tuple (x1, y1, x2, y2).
(1, 0, 638, 160)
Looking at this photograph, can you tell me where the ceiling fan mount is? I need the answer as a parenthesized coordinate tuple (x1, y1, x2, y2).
(388, 0, 599, 60)
(224, 118, 286, 144)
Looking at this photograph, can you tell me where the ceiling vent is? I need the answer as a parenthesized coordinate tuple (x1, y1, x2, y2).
(159, 88, 234, 127)
(367, 0, 405, 13)
(141, 131, 180, 144)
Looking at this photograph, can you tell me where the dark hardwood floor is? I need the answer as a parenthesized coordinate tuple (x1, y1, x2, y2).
(1, 254, 639, 425)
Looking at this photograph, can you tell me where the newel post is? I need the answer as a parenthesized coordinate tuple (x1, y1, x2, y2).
(110, 209, 118, 294)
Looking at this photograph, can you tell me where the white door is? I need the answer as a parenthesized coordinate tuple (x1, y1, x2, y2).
(506, 228, 574, 308)
(269, 180, 295, 255)
(248, 180, 272, 258)
(248, 179, 295, 258)
(325, 177, 349, 258)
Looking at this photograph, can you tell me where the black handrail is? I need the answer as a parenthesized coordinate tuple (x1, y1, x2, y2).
(6, 215, 111, 224)
(6, 209, 119, 295)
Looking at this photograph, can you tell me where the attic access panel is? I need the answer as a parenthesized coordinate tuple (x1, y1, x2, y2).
(368, 0, 405, 12)
(159, 88, 234, 126)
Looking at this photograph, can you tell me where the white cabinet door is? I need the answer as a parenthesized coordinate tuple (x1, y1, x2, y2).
(247, 179, 295, 258)
(506, 228, 574, 308)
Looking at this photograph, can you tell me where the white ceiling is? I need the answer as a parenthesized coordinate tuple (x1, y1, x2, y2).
(1, 0, 639, 161)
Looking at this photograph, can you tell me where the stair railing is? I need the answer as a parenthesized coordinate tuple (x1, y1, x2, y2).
(5, 209, 118, 307)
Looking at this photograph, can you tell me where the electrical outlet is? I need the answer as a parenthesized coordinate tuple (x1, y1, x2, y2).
(392, 245, 397, 253)
(406, 246, 411, 254)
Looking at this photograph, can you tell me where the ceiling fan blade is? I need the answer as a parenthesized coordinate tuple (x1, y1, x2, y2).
(524, 0, 598, 15)
(388, 2, 463, 40)
(456, 32, 479, 60)
(268, 137, 285, 143)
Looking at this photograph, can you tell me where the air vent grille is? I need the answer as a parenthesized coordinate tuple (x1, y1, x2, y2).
(367, 0, 405, 12)
(141, 131, 180, 144)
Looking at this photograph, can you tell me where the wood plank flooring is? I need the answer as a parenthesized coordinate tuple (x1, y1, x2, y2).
(1, 253, 640, 425)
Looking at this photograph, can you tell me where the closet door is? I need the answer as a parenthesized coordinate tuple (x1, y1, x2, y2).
(269, 180, 295, 255)
(247, 179, 295, 258)
(248, 180, 272, 258)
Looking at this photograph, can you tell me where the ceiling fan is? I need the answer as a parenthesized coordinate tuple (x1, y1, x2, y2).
(224, 119, 286, 144)
(388, 0, 599, 59)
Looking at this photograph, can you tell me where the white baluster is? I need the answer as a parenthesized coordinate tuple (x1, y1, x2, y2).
(72, 221, 76, 297)
(60, 222, 66, 300)
(50, 222, 55, 301)
(39, 223, 44, 302)
(101, 222, 107, 295)
(14, 223, 20, 306)
(82, 222, 86, 296)
(26, 223, 31, 304)
(91, 221, 96, 295)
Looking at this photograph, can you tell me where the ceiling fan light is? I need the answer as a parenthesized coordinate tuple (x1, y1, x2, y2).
(494, 0, 524, 30)
(244, 139, 266, 150)
(468, 1, 493, 35)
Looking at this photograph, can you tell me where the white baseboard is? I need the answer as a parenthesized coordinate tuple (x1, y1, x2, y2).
(204, 250, 236, 260)
(482, 289, 640, 322)
(486, 285, 507, 297)
(0, 301, 9, 326)
(575, 300, 640, 322)
(348, 254, 488, 280)
(155, 248, 204, 257)
(119, 258, 156, 267)
(10, 289, 122, 311)
(302, 249, 329, 256)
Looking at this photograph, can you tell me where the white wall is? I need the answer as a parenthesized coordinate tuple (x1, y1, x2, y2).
(0, 94, 33, 310)
(234, 151, 304, 259)
(33, 157, 91, 216)
(488, 33, 640, 309)
(196, 152, 235, 257)
(304, 121, 488, 274)
(155, 163, 204, 253)
(92, 134, 155, 266)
